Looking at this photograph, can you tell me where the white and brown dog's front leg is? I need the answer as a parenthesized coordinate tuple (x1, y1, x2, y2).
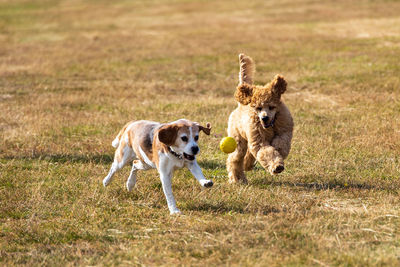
(158, 157, 180, 214)
(186, 161, 213, 188)
(159, 170, 180, 215)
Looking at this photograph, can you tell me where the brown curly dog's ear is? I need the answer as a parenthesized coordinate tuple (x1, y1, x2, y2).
(235, 83, 253, 105)
(271, 74, 287, 95)
(198, 122, 211, 135)
(158, 124, 179, 146)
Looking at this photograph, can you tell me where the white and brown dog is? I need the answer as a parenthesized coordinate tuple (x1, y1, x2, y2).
(103, 119, 213, 214)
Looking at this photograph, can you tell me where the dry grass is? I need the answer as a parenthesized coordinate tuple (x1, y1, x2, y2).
(1, 0, 400, 265)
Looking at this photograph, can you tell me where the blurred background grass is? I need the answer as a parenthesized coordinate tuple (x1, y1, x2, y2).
(1, 0, 400, 265)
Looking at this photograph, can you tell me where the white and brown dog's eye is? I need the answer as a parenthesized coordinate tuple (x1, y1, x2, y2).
(181, 136, 188, 142)
(256, 107, 262, 111)
(269, 106, 275, 110)
(194, 135, 199, 141)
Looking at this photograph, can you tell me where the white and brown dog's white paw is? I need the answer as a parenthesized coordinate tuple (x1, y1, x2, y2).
(201, 179, 214, 188)
(170, 208, 181, 215)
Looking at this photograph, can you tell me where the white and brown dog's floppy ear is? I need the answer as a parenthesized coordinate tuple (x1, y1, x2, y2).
(271, 74, 287, 95)
(198, 122, 211, 135)
(238, 53, 255, 85)
(235, 83, 253, 105)
(158, 124, 179, 146)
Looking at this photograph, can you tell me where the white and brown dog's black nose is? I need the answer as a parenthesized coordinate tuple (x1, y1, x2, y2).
(191, 146, 199, 155)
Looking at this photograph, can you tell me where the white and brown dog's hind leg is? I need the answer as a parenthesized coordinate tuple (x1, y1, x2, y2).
(126, 160, 150, 192)
(103, 141, 135, 187)
(186, 160, 213, 188)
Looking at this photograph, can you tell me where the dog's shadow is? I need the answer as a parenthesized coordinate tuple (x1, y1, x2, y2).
(200, 160, 385, 191)
(184, 201, 281, 215)
(4, 153, 114, 164)
(182, 176, 389, 215)
(250, 176, 391, 191)
(198, 159, 225, 170)
(199, 159, 264, 171)
(8, 153, 390, 215)
(9, 154, 386, 192)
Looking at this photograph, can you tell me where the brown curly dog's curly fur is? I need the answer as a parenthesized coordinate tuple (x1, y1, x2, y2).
(227, 54, 294, 184)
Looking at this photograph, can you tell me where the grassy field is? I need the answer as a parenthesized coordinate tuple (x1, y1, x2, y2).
(1, 0, 400, 265)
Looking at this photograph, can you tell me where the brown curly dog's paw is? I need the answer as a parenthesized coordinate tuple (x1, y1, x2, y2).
(269, 163, 285, 175)
(274, 165, 284, 174)
(228, 172, 248, 184)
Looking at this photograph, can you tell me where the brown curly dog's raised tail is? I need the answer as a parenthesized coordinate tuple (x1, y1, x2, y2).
(226, 54, 294, 184)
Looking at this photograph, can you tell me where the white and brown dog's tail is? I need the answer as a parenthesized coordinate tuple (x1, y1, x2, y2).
(112, 128, 124, 147)
(112, 137, 120, 148)
(111, 121, 132, 148)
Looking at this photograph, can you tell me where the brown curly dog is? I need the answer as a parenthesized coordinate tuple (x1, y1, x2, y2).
(227, 54, 294, 184)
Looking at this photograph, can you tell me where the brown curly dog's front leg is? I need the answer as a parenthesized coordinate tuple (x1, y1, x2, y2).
(248, 141, 284, 175)
(257, 146, 284, 175)
(271, 132, 292, 160)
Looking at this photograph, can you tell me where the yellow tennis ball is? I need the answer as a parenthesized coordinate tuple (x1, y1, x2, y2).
(219, 137, 237, 154)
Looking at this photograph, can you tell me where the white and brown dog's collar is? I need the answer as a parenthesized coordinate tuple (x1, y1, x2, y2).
(168, 146, 183, 160)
